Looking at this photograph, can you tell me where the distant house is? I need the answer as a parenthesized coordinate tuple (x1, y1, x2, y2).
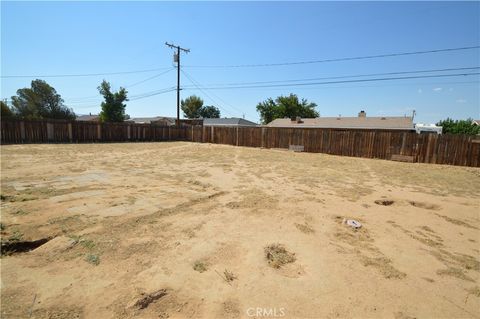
(203, 117, 258, 127)
(266, 111, 414, 131)
(415, 123, 442, 134)
(472, 119, 480, 126)
(76, 114, 99, 121)
(130, 116, 176, 126)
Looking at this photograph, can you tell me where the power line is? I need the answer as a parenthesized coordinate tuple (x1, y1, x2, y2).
(1, 66, 173, 79)
(125, 68, 175, 88)
(128, 87, 177, 101)
(181, 69, 245, 115)
(182, 66, 480, 88)
(184, 46, 480, 68)
(257, 80, 480, 91)
(67, 87, 176, 108)
(181, 72, 480, 90)
(63, 68, 176, 103)
(180, 69, 236, 117)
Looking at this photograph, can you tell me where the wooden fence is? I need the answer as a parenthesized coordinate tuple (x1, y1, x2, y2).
(190, 126, 480, 167)
(0, 119, 188, 144)
(1, 120, 479, 167)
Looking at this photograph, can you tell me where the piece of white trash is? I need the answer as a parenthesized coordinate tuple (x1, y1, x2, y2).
(346, 219, 362, 229)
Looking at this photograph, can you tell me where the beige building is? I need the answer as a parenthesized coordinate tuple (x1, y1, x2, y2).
(266, 111, 414, 130)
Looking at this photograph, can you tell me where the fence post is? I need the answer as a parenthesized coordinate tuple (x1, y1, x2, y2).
(236, 127, 239, 146)
(211, 126, 214, 143)
(400, 133, 407, 155)
(261, 127, 265, 148)
(20, 121, 25, 143)
(127, 124, 131, 140)
(68, 123, 73, 142)
(97, 123, 102, 141)
(46, 122, 54, 142)
(192, 125, 194, 142)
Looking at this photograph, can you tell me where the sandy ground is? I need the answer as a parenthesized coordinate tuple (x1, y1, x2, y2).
(0, 142, 479, 319)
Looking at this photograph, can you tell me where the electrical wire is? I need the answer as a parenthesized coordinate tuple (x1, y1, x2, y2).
(181, 72, 480, 90)
(183, 45, 480, 68)
(1, 66, 173, 78)
(181, 69, 246, 115)
(180, 69, 236, 117)
(125, 68, 175, 88)
(63, 68, 176, 104)
(128, 87, 177, 101)
(181, 66, 480, 88)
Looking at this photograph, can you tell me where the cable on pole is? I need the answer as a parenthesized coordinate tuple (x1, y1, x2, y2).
(183, 46, 480, 68)
(181, 72, 480, 90)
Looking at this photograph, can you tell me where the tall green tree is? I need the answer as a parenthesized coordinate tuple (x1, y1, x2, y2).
(256, 94, 319, 124)
(10, 79, 75, 120)
(98, 80, 129, 122)
(181, 95, 221, 118)
(181, 95, 204, 118)
(199, 105, 220, 118)
(436, 118, 480, 135)
(1, 100, 13, 118)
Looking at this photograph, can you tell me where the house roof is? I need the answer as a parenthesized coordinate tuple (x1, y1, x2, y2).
(266, 116, 414, 130)
(130, 116, 176, 124)
(76, 114, 99, 121)
(203, 118, 258, 126)
(472, 119, 480, 125)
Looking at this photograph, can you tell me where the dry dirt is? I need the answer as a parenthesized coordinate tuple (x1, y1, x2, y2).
(0, 142, 479, 319)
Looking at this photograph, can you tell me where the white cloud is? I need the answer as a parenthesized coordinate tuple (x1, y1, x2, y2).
(433, 87, 443, 92)
(456, 98, 467, 103)
(417, 89, 423, 94)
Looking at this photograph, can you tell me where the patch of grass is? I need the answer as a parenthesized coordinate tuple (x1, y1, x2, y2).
(68, 235, 95, 250)
(0, 223, 5, 231)
(223, 269, 237, 282)
(264, 243, 296, 269)
(437, 267, 474, 282)
(8, 230, 23, 242)
(295, 222, 315, 234)
(4, 186, 86, 203)
(85, 254, 100, 266)
(374, 199, 394, 206)
(22, 195, 39, 201)
(360, 256, 406, 279)
(80, 239, 95, 250)
(193, 260, 208, 273)
(11, 209, 29, 216)
(435, 213, 478, 230)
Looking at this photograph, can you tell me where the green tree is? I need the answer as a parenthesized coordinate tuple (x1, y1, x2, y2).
(256, 94, 319, 124)
(98, 80, 129, 122)
(1, 100, 13, 118)
(10, 79, 75, 120)
(181, 95, 204, 118)
(181, 95, 221, 118)
(199, 105, 220, 118)
(436, 118, 480, 135)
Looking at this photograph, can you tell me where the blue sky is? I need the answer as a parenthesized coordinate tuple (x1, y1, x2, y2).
(1, 1, 479, 123)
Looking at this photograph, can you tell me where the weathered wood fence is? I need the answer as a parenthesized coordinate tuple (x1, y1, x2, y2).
(189, 126, 480, 167)
(0, 119, 188, 143)
(1, 120, 479, 167)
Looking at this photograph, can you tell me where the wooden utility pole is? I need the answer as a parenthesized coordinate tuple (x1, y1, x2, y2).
(165, 42, 190, 127)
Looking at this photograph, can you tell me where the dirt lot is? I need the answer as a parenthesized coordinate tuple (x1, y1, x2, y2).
(1, 142, 479, 319)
